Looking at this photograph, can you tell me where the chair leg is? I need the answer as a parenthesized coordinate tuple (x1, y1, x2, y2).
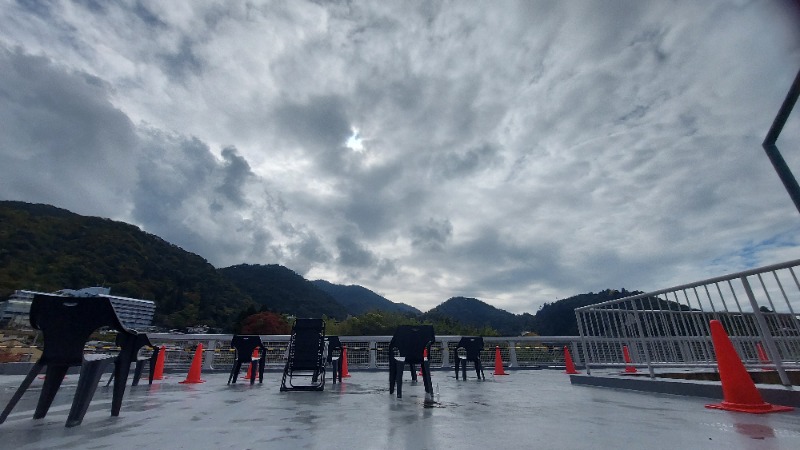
(111, 351, 134, 418)
(229, 362, 242, 384)
(395, 359, 405, 398)
(67, 359, 114, 427)
(34, 364, 70, 420)
(389, 357, 396, 394)
(0, 360, 44, 424)
(477, 361, 485, 380)
(454, 359, 460, 380)
(249, 360, 257, 385)
(132, 360, 145, 386)
(462, 359, 467, 380)
(409, 363, 418, 382)
(258, 354, 266, 384)
(331, 358, 339, 384)
(422, 360, 434, 404)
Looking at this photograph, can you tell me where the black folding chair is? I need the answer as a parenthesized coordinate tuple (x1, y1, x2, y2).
(228, 335, 265, 385)
(106, 332, 157, 387)
(388, 325, 435, 403)
(0, 294, 141, 427)
(280, 318, 326, 391)
(454, 336, 485, 380)
(326, 336, 343, 384)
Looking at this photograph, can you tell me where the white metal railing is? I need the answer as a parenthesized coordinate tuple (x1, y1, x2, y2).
(575, 259, 800, 386)
(65, 335, 584, 373)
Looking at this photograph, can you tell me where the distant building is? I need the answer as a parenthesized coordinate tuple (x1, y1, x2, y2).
(0, 287, 156, 330)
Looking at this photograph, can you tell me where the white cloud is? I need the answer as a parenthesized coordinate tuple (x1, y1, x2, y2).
(1, 0, 799, 314)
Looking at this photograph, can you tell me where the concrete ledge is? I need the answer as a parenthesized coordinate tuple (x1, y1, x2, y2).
(570, 373, 800, 407)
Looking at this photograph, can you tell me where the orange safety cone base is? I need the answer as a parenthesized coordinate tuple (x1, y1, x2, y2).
(622, 346, 637, 374)
(564, 346, 580, 374)
(706, 320, 793, 414)
(153, 346, 166, 380)
(179, 344, 206, 384)
(341, 346, 351, 378)
(493, 346, 508, 375)
(705, 402, 793, 414)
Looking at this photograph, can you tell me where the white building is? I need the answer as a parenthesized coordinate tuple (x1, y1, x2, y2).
(1, 287, 156, 330)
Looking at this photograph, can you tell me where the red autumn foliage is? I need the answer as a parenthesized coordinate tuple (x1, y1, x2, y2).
(240, 311, 291, 335)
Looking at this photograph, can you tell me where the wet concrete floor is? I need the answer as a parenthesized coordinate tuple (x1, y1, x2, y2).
(1, 369, 798, 449)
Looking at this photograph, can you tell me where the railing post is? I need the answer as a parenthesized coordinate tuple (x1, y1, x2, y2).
(369, 340, 377, 369)
(575, 311, 591, 375)
(508, 341, 518, 367)
(440, 338, 451, 368)
(632, 310, 655, 379)
(203, 339, 217, 370)
(741, 276, 792, 387)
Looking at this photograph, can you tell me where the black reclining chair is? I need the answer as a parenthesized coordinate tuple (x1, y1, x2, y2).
(105, 332, 158, 386)
(280, 318, 326, 391)
(0, 294, 141, 427)
(326, 336, 343, 384)
(454, 336, 485, 380)
(388, 325, 435, 403)
(228, 334, 266, 385)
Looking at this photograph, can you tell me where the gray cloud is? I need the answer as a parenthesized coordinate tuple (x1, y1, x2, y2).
(1, 1, 799, 314)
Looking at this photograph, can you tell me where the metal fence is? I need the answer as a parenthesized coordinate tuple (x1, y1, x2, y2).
(575, 259, 800, 386)
(123, 335, 583, 373)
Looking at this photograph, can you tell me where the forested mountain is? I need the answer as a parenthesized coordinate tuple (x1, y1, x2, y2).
(420, 290, 644, 336)
(423, 297, 528, 335)
(218, 264, 348, 319)
(0, 201, 254, 330)
(1, 201, 644, 336)
(531, 289, 643, 335)
(312, 280, 421, 316)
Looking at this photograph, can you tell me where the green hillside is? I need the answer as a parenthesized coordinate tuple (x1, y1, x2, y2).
(0, 201, 254, 331)
(219, 264, 348, 319)
(312, 280, 421, 316)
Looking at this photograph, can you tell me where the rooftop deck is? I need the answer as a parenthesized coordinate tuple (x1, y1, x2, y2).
(2, 368, 798, 449)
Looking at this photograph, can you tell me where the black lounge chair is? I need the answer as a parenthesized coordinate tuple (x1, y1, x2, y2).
(105, 332, 158, 386)
(0, 294, 141, 427)
(280, 318, 326, 391)
(454, 336, 485, 380)
(326, 336, 344, 384)
(228, 335, 266, 385)
(388, 325, 435, 402)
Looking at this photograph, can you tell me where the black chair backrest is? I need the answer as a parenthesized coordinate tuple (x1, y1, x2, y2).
(290, 319, 325, 367)
(389, 325, 435, 363)
(230, 335, 263, 362)
(31, 294, 127, 365)
(456, 336, 484, 360)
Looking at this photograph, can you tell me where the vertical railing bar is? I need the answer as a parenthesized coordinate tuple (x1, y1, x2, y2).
(741, 275, 791, 386)
(758, 272, 792, 360)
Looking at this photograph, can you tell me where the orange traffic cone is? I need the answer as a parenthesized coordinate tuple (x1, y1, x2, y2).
(419, 348, 427, 376)
(243, 348, 258, 380)
(756, 343, 770, 371)
(341, 345, 351, 378)
(705, 320, 792, 413)
(622, 345, 638, 373)
(493, 346, 508, 375)
(564, 346, 579, 374)
(152, 346, 166, 381)
(179, 343, 206, 384)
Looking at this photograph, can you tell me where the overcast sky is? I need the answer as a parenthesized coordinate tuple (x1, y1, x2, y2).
(2, 1, 800, 314)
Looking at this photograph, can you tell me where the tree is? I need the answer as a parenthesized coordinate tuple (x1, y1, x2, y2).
(240, 312, 291, 335)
